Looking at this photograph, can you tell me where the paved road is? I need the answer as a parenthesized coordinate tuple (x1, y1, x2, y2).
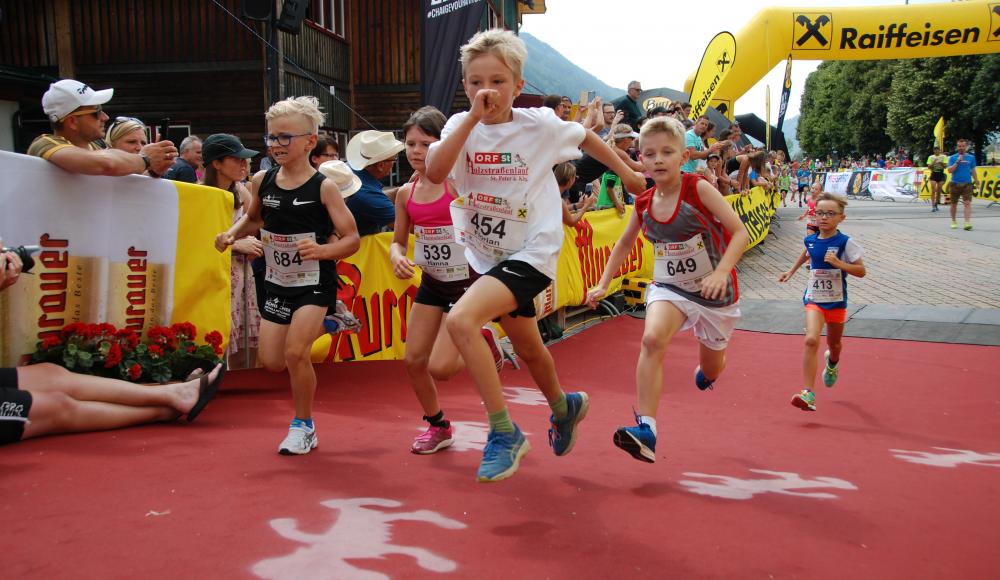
(740, 198, 1000, 307)
(732, 198, 1000, 345)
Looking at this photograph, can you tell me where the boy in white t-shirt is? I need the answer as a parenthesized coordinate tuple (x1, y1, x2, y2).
(425, 28, 646, 482)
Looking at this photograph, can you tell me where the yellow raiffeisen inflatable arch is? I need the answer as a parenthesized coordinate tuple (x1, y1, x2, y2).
(684, 0, 1000, 110)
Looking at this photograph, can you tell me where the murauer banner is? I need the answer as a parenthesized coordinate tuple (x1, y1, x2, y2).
(0, 152, 232, 366)
(421, 0, 488, 115)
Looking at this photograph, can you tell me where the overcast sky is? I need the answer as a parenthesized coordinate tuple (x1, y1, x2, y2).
(519, 0, 942, 122)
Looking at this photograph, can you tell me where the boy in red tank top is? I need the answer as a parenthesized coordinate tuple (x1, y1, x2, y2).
(586, 117, 749, 464)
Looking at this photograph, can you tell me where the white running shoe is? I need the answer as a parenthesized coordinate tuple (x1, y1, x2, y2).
(279, 425, 318, 455)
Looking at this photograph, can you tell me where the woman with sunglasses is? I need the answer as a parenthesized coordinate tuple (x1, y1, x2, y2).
(201, 134, 263, 369)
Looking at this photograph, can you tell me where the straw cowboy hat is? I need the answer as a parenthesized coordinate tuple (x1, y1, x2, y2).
(346, 130, 404, 170)
(318, 160, 362, 198)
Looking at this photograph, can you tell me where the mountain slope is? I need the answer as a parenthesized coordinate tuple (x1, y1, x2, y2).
(782, 115, 800, 159)
(520, 33, 624, 101)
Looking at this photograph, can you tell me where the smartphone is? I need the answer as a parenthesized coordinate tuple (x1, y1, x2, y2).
(157, 117, 171, 142)
(587, 90, 596, 102)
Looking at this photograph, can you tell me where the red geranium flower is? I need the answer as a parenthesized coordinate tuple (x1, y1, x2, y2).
(171, 322, 197, 341)
(205, 330, 223, 347)
(61, 322, 86, 339)
(117, 328, 140, 349)
(96, 323, 117, 337)
(147, 326, 176, 349)
(149, 344, 164, 358)
(104, 343, 122, 368)
(205, 330, 224, 356)
(40, 336, 62, 350)
(128, 363, 142, 380)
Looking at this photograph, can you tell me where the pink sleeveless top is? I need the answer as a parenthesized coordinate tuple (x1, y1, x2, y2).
(406, 176, 456, 228)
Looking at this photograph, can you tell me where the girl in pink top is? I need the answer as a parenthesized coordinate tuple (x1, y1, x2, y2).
(390, 107, 506, 455)
(798, 181, 821, 234)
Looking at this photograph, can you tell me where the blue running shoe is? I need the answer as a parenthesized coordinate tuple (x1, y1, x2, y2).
(613, 416, 656, 463)
(548, 391, 590, 456)
(477, 425, 531, 482)
(694, 366, 715, 391)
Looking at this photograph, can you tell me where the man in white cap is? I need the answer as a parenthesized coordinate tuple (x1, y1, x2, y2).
(345, 130, 404, 236)
(27, 79, 177, 177)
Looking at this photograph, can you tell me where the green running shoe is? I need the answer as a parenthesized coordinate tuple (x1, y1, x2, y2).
(791, 389, 816, 412)
(823, 350, 839, 388)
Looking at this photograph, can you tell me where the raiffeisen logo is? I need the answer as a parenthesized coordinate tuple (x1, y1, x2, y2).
(841, 21, 983, 50)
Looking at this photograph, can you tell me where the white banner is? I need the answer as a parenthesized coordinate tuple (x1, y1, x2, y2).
(0, 151, 232, 366)
(823, 172, 851, 195)
(867, 168, 920, 201)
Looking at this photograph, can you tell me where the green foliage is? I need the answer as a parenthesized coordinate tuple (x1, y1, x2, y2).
(799, 55, 999, 162)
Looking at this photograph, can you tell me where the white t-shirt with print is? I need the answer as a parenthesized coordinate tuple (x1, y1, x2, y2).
(431, 107, 585, 279)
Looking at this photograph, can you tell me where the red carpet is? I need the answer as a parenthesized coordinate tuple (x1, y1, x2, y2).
(3, 316, 999, 579)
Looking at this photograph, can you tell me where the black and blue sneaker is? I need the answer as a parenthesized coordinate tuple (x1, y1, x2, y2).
(613, 415, 656, 463)
(477, 424, 531, 482)
(694, 366, 715, 391)
(548, 391, 590, 456)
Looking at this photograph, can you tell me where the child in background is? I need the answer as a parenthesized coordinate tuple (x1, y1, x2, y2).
(798, 181, 821, 235)
(778, 193, 866, 412)
(216, 96, 360, 455)
(585, 117, 748, 463)
(425, 28, 646, 482)
(554, 162, 595, 226)
(778, 166, 791, 207)
(389, 106, 507, 455)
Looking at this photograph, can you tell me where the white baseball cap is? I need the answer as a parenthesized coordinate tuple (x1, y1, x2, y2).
(42, 79, 114, 123)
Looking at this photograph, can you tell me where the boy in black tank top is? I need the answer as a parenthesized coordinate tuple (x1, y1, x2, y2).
(216, 96, 359, 456)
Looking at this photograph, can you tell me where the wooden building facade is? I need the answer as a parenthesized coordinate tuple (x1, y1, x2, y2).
(0, 0, 541, 159)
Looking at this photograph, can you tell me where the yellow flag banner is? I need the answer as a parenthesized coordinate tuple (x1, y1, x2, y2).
(0, 152, 233, 366)
(934, 117, 946, 151)
(688, 31, 737, 120)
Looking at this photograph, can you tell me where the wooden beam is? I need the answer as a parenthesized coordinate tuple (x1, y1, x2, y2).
(53, 0, 74, 78)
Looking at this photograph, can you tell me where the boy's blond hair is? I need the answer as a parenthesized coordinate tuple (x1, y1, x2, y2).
(552, 161, 577, 187)
(460, 28, 527, 80)
(638, 116, 685, 148)
(817, 192, 848, 211)
(265, 96, 325, 134)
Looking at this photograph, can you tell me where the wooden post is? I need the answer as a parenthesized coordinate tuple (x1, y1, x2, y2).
(54, 0, 75, 79)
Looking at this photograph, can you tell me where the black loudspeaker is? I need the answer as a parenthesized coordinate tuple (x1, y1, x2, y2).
(276, 0, 309, 34)
(243, 0, 271, 20)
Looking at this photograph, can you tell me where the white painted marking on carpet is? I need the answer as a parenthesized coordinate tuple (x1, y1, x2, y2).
(890, 447, 1000, 468)
(253, 498, 466, 580)
(679, 469, 858, 500)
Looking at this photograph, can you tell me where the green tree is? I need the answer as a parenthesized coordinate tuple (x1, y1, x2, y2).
(797, 61, 853, 158)
(800, 55, 998, 163)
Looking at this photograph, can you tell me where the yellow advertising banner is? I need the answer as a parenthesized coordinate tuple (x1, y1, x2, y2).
(684, 1, 1000, 114)
(313, 191, 778, 362)
(688, 31, 737, 120)
(917, 165, 1000, 202)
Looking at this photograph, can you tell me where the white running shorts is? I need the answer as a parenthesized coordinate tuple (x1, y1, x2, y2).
(646, 284, 741, 351)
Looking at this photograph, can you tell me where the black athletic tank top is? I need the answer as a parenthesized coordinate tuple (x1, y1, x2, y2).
(258, 167, 337, 294)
